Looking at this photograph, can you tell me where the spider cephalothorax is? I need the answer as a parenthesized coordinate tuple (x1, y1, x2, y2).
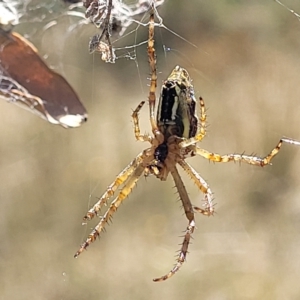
(75, 6, 300, 282)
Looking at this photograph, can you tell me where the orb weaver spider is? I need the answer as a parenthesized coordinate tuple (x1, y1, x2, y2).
(75, 6, 300, 281)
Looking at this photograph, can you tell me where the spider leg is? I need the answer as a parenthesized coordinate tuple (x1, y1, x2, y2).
(132, 100, 153, 143)
(75, 162, 145, 258)
(153, 161, 195, 282)
(179, 97, 207, 148)
(194, 137, 300, 166)
(83, 152, 144, 222)
(147, 6, 164, 144)
(178, 160, 214, 216)
(147, 8, 157, 133)
(197, 97, 207, 140)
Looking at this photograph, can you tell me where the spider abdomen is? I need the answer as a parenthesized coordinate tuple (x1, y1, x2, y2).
(157, 66, 198, 140)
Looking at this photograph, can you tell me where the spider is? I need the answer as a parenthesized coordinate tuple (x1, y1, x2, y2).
(75, 6, 300, 281)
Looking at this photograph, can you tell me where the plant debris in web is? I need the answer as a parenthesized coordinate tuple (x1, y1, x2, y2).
(84, 0, 164, 63)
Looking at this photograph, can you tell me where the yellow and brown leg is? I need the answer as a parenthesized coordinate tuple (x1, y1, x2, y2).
(83, 153, 144, 222)
(147, 8, 157, 132)
(178, 160, 214, 216)
(179, 97, 207, 148)
(153, 162, 195, 282)
(131, 101, 153, 142)
(75, 163, 145, 258)
(197, 97, 207, 139)
(147, 6, 164, 144)
(195, 138, 300, 166)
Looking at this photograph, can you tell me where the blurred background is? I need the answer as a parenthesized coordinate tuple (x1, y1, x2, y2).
(1, 0, 300, 299)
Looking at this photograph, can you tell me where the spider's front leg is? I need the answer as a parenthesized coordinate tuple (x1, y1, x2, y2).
(83, 152, 144, 222)
(178, 160, 214, 216)
(194, 137, 300, 166)
(75, 158, 145, 258)
(153, 161, 195, 282)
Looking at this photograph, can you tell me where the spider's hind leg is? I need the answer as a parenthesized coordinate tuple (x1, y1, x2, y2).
(132, 101, 153, 143)
(147, 7, 164, 144)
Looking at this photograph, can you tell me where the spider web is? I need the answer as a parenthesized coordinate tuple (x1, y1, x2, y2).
(2, 0, 300, 298)
(275, 0, 300, 21)
(9, 0, 300, 235)
(5, 1, 198, 83)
